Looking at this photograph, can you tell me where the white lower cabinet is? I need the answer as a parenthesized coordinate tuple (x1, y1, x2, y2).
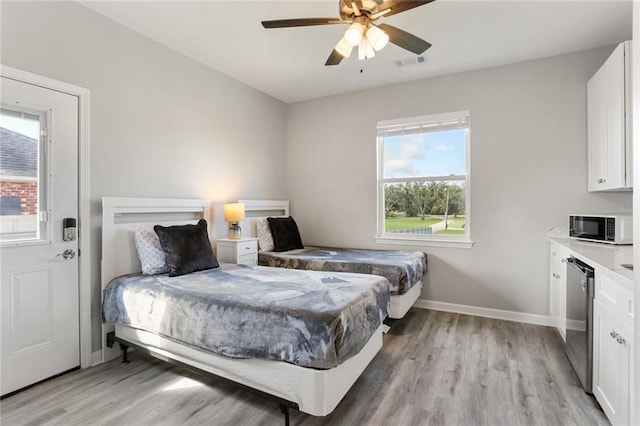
(593, 271, 634, 426)
(549, 242, 569, 340)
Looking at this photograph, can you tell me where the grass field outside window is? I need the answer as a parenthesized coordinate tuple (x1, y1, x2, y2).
(385, 214, 466, 235)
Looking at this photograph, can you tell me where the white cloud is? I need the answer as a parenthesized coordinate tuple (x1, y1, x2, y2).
(435, 144, 453, 151)
(384, 139, 427, 177)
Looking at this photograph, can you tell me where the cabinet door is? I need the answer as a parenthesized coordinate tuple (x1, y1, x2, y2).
(593, 301, 623, 424)
(617, 322, 632, 426)
(549, 243, 568, 340)
(587, 65, 607, 191)
(603, 43, 626, 189)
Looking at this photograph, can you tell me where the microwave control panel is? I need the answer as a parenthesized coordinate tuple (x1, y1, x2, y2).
(606, 218, 615, 241)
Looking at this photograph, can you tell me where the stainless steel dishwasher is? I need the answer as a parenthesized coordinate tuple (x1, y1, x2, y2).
(565, 256, 595, 394)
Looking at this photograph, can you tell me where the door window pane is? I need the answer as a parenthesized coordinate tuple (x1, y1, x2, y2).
(0, 107, 43, 242)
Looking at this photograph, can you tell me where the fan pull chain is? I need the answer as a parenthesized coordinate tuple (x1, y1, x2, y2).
(360, 56, 370, 73)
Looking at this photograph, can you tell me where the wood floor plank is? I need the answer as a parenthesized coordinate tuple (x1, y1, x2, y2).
(1, 309, 609, 426)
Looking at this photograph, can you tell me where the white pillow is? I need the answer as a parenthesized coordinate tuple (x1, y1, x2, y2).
(134, 227, 170, 275)
(256, 217, 275, 252)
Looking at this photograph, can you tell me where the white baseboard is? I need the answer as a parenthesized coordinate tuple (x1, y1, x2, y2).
(91, 350, 103, 366)
(413, 299, 556, 327)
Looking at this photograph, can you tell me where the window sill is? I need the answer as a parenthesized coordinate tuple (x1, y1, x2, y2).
(375, 236, 475, 249)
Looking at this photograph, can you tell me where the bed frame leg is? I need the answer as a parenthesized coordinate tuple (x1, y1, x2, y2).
(119, 343, 130, 363)
(280, 404, 290, 426)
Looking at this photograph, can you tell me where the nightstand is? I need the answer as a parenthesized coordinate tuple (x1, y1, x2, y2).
(216, 237, 258, 265)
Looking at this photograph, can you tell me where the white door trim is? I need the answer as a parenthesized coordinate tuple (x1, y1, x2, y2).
(0, 64, 92, 368)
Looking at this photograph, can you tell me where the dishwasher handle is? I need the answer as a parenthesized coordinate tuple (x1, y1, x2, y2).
(566, 256, 595, 276)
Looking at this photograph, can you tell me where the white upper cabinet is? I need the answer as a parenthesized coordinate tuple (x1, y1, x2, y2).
(587, 41, 632, 192)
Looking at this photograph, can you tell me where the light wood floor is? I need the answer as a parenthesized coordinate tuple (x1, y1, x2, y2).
(1, 309, 608, 425)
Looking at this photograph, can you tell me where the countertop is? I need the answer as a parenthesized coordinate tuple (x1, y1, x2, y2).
(548, 228, 634, 290)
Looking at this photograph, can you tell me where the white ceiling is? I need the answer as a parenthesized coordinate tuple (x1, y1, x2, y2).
(79, 0, 632, 104)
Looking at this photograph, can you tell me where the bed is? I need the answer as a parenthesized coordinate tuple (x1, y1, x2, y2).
(239, 199, 427, 319)
(100, 197, 389, 419)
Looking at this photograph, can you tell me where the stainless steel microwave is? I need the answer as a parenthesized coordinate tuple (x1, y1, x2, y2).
(569, 214, 633, 244)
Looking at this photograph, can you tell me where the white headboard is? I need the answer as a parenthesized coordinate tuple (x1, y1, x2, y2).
(238, 199, 289, 238)
(101, 196, 211, 361)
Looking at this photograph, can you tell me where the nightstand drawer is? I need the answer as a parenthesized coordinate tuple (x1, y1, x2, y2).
(238, 254, 257, 266)
(237, 240, 258, 255)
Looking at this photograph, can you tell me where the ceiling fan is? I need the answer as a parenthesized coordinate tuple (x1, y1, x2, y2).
(261, 0, 434, 66)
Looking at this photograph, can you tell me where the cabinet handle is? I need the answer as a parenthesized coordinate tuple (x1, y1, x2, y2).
(616, 335, 626, 345)
(597, 178, 606, 184)
(610, 330, 618, 339)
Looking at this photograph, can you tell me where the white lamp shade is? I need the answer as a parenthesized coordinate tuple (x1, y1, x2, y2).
(344, 22, 363, 46)
(335, 37, 354, 57)
(223, 202, 245, 222)
(358, 37, 375, 60)
(366, 25, 389, 51)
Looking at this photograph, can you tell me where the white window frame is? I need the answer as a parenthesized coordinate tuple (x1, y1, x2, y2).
(0, 105, 50, 246)
(375, 111, 473, 249)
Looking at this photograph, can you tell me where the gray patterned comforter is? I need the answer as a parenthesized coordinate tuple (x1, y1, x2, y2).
(258, 247, 427, 294)
(103, 264, 389, 369)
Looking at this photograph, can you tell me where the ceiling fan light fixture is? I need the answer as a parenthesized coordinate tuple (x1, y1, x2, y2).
(335, 36, 354, 57)
(366, 25, 389, 51)
(358, 37, 375, 60)
(344, 22, 364, 46)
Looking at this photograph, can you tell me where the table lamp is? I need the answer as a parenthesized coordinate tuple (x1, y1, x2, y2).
(223, 202, 245, 239)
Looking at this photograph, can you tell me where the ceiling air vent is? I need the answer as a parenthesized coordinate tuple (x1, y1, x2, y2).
(395, 56, 426, 67)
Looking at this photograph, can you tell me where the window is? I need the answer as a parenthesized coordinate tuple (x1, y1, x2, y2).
(0, 106, 48, 243)
(376, 111, 471, 247)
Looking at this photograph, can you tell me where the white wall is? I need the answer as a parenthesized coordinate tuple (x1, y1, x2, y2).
(286, 46, 632, 317)
(1, 1, 288, 351)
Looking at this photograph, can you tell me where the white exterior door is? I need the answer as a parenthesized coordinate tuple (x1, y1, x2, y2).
(0, 76, 80, 396)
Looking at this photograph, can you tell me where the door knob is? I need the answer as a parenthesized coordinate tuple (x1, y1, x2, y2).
(56, 249, 76, 260)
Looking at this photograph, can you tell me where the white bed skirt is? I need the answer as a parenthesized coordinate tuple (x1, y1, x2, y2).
(115, 323, 383, 416)
(388, 281, 422, 319)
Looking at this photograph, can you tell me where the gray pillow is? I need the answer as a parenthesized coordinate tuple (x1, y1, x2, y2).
(154, 219, 219, 277)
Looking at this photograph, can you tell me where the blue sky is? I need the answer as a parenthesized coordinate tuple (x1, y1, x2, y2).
(0, 113, 39, 139)
(383, 129, 466, 178)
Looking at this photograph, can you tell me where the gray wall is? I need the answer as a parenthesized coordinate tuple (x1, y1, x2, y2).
(1, 1, 288, 351)
(286, 46, 632, 316)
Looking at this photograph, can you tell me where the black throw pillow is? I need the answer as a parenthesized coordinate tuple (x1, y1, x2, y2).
(153, 219, 219, 277)
(267, 216, 304, 252)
